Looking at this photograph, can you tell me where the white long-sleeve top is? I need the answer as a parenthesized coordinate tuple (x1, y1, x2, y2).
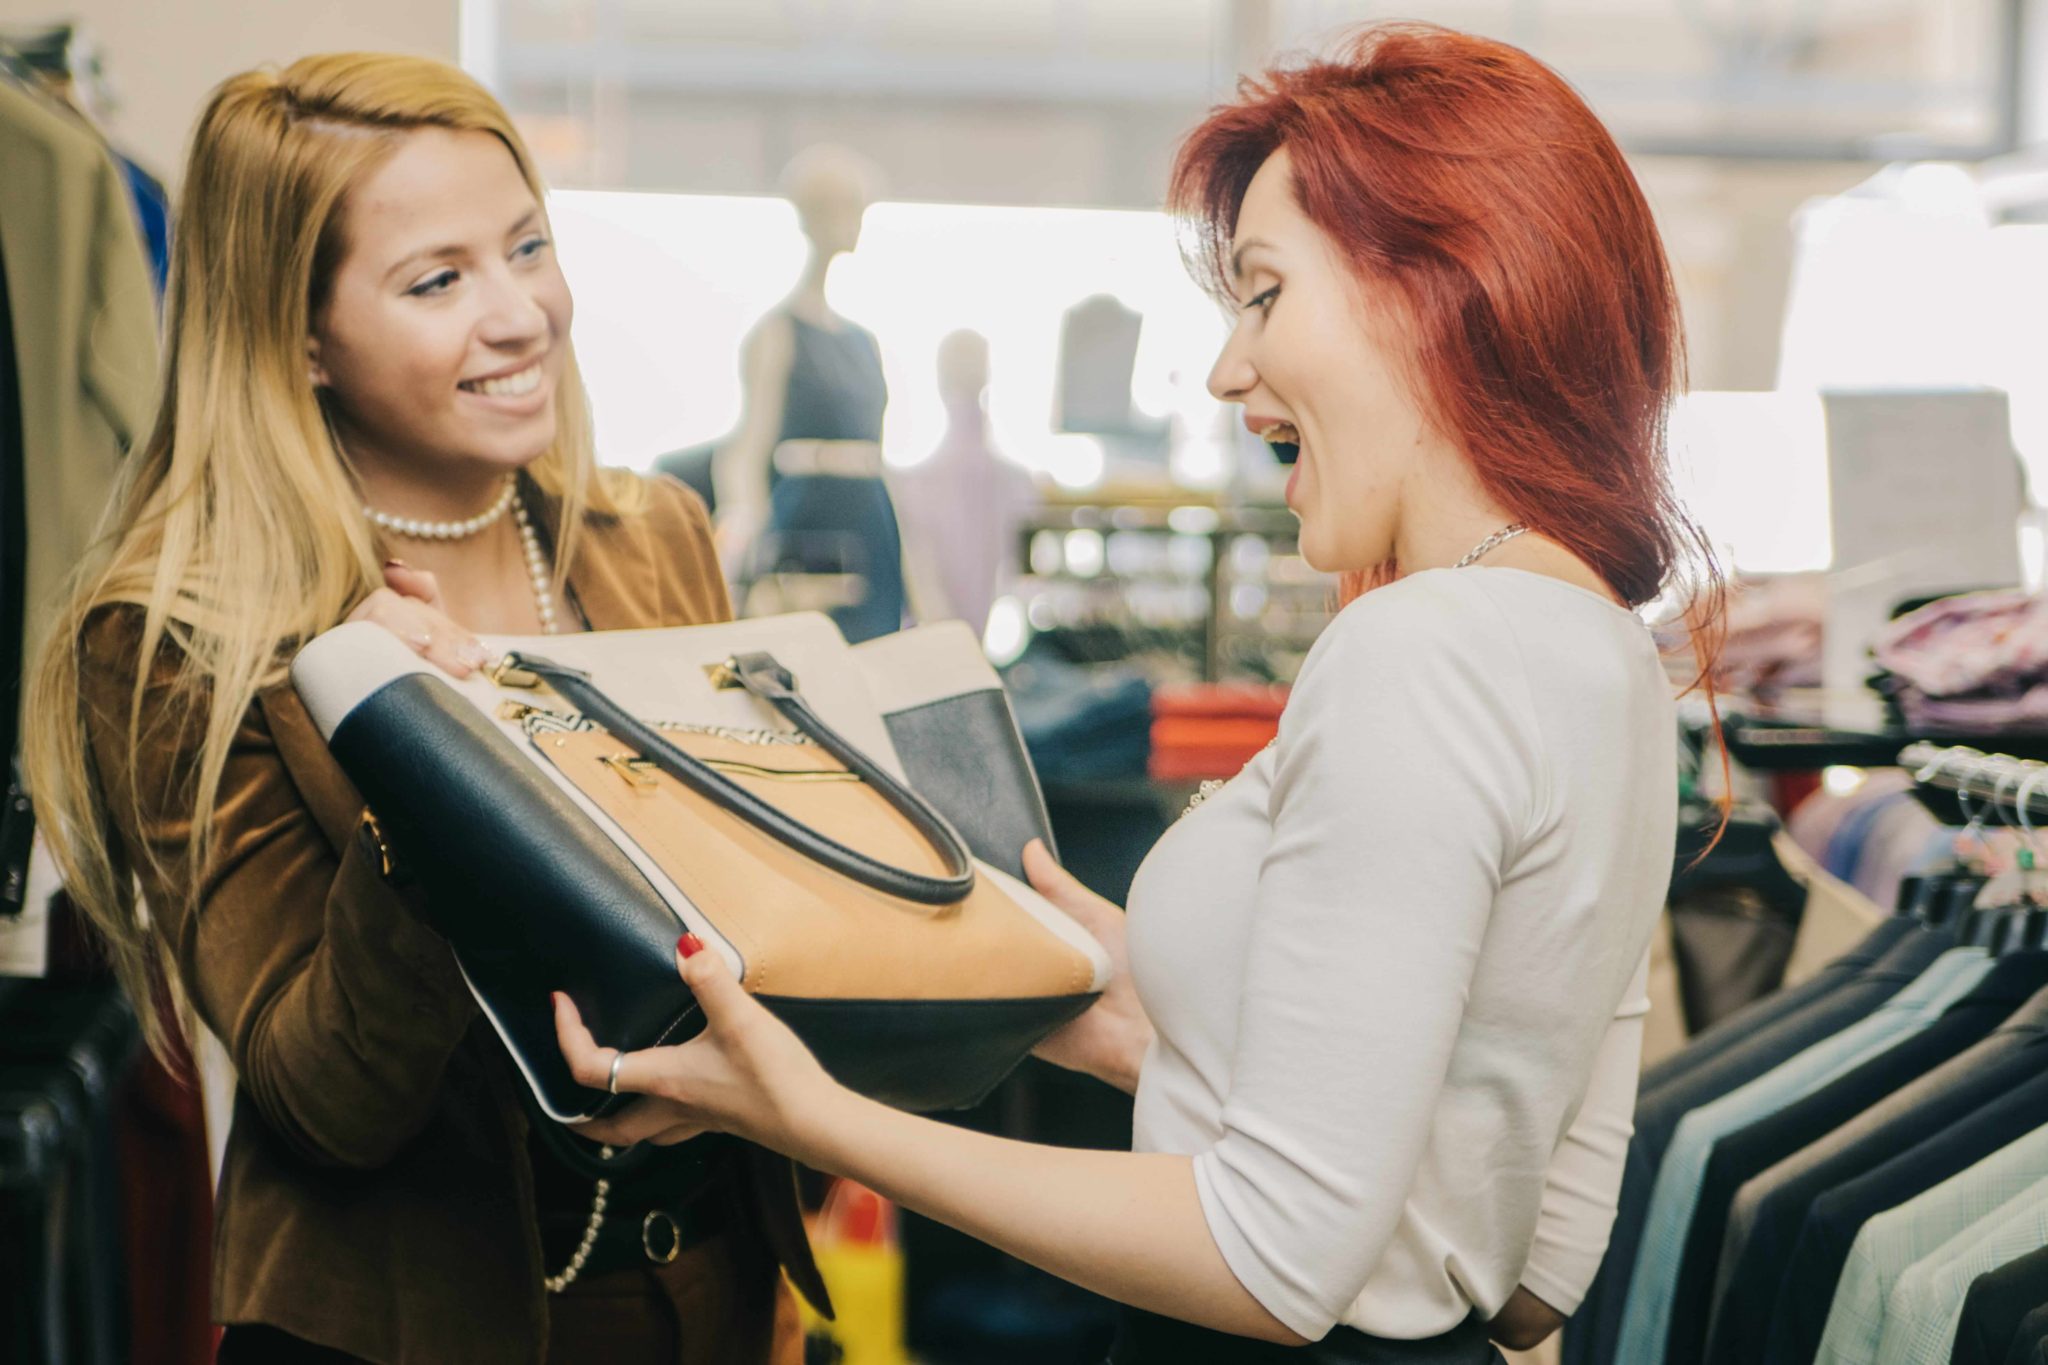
(1126, 565, 1675, 1342)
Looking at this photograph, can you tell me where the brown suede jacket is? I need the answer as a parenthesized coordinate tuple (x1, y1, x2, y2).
(80, 476, 820, 1364)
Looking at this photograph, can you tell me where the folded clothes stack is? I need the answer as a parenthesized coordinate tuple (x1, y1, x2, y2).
(1871, 591, 2048, 732)
(1720, 575, 1825, 692)
(1147, 682, 1289, 782)
(1002, 648, 1155, 788)
(1656, 573, 1823, 695)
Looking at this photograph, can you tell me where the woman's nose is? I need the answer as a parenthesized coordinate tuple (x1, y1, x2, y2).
(1207, 331, 1257, 404)
(477, 270, 550, 347)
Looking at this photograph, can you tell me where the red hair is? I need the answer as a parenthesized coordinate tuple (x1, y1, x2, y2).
(1171, 22, 1728, 792)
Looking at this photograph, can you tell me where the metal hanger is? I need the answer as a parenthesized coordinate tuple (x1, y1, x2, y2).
(2013, 764, 2048, 949)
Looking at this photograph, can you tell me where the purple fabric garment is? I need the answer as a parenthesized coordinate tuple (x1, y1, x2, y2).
(1872, 591, 2048, 731)
(1873, 591, 2048, 699)
(1891, 688, 2048, 731)
(1657, 574, 1824, 692)
(1720, 575, 1825, 691)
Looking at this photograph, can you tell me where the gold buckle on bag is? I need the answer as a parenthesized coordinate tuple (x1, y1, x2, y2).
(642, 1210, 681, 1264)
(497, 699, 573, 726)
(487, 656, 542, 689)
(358, 809, 397, 878)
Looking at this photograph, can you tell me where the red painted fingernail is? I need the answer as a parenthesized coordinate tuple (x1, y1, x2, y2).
(678, 933, 704, 959)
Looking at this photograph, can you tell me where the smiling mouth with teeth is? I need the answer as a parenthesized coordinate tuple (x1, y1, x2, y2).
(459, 362, 545, 399)
(1263, 423, 1301, 465)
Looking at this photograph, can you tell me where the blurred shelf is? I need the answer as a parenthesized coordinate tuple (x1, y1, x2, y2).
(1685, 706, 2048, 772)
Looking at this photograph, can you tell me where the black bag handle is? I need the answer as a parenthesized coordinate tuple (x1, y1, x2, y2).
(503, 650, 977, 906)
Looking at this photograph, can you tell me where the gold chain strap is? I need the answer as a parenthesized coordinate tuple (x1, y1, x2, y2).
(499, 700, 814, 748)
(543, 1146, 615, 1294)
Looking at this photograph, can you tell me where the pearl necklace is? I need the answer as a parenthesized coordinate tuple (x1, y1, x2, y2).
(511, 489, 559, 635)
(362, 479, 559, 636)
(362, 476, 515, 541)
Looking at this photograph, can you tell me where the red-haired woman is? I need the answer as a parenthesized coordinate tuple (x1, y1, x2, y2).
(553, 22, 1718, 1364)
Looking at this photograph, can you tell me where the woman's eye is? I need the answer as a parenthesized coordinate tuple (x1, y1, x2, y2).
(408, 269, 459, 298)
(1243, 285, 1280, 316)
(514, 235, 551, 261)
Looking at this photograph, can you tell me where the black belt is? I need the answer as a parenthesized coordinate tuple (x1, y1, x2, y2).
(532, 1119, 744, 1285)
(1108, 1307, 1504, 1365)
(574, 1170, 734, 1281)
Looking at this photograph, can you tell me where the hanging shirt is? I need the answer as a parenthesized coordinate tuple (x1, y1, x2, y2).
(1614, 945, 1994, 1363)
(1877, 1172, 2048, 1365)
(1823, 1122, 2048, 1365)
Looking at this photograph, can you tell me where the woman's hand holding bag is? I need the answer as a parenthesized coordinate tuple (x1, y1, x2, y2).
(347, 560, 493, 678)
(554, 935, 835, 1152)
(1020, 841, 1155, 1096)
(553, 836, 1153, 1148)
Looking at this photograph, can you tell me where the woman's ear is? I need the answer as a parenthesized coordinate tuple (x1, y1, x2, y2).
(306, 335, 329, 389)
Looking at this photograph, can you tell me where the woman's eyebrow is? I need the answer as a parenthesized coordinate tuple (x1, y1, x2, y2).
(384, 208, 543, 284)
(1230, 238, 1273, 279)
(383, 242, 466, 285)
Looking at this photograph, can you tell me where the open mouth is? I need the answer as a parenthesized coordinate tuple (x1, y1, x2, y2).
(1261, 421, 1301, 465)
(458, 360, 545, 399)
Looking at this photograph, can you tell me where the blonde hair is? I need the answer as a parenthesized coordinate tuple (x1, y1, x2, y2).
(24, 52, 641, 1057)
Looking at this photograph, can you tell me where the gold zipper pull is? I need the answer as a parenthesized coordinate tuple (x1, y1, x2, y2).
(600, 753, 660, 791)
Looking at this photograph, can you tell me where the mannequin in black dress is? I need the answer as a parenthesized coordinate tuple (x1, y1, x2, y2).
(713, 145, 905, 643)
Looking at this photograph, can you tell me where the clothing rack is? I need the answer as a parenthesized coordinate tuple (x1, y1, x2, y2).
(1900, 742, 2048, 827)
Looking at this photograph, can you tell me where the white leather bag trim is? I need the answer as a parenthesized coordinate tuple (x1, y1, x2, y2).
(851, 620, 1001, 715)
(292, 614, 908, 769)
(290, 621, 433, 739)
(458, 955, 594, 1123)
(472, 611, 906, 778)
(981, 862, 1114, 991)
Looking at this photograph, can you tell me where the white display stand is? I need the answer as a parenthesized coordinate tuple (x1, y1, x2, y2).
(1820, 389, 2024, 729)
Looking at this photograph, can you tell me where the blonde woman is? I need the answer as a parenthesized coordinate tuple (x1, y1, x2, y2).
(26, 54, 811, 1365)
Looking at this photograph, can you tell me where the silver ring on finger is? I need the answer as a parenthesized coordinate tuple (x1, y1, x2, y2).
(608, 1049, 625, 1096)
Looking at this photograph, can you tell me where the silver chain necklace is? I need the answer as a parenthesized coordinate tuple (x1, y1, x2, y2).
(1181, 520, 1530, 828)
(1453, 522, 1528, 569)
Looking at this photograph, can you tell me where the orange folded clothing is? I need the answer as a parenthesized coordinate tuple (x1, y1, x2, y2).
(1148, 716, 1282, 782)
(1150, 747, 1275, 783)
(1150, 716, 1281, 751)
